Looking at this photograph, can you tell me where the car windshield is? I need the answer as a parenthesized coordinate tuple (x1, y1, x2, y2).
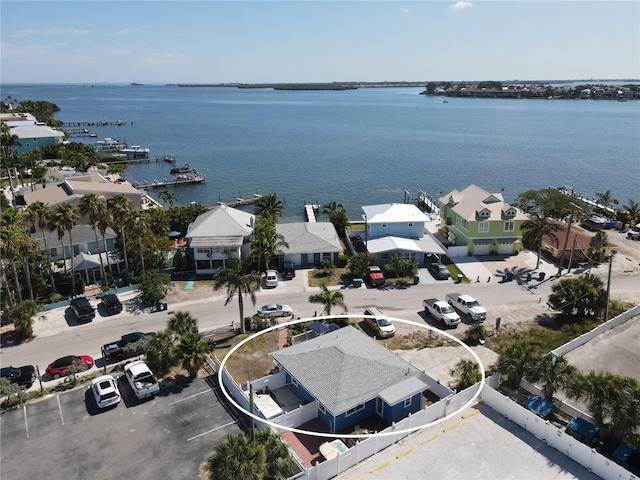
(467, 300, 481, 308)
(135, 373, 156, 383)
(378, 318, 392, 327)
(441, 305, 455, 314)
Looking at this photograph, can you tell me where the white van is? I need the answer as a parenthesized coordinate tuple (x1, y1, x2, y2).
(363, 307, 396, 338)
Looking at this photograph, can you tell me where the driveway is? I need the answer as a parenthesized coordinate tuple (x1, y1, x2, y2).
(0, 374, 241, 480)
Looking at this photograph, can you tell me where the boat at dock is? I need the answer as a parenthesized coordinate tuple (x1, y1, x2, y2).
(170, 163, 195, 174)
(120, 145, 150, 158)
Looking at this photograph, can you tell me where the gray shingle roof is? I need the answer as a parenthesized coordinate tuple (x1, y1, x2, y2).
(276, 222, 342, 254)
(185, 205, 254, 245)
(271, 326, 423, 416)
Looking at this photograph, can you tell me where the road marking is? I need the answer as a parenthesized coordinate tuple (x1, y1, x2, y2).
(370, 460, 390, 473)
(23, 405, 29, 439)
(168, 389, 211, 406)
(462, 409, 479, 419)
(443, 421, 459, 432)
(56, 395, 65, 425)
(396, 447, 414, 459)
(186, 421, 236, 442)
(421, 434, 438, 445)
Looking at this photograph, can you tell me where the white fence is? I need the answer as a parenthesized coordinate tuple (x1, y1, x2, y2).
(551, 304, 640, 357)
(481, 384, 634, 480)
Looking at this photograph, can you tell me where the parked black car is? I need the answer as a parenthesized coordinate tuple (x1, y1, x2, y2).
(282, 261, 296, 279)
(101, 294, 123, 315)
(70, 296, 96, 322)
(428, 263, 451, 280)
(0, 365, 37, 387)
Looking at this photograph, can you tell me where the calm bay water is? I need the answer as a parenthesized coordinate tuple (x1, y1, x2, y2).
(3, 84, 639, 221)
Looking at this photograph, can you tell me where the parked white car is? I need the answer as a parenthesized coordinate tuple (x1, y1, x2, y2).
(124, 360, 159, 399)
(90, 375, 121, 408)
(265, 270, 279, 287)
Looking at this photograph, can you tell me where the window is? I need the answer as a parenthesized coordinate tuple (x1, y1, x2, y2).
(322, 252, 332, 260)
(380, 253, 389, 261)
(404, 398, 412, 408)
(461, 219, 468, 230)
(319, 404, 326, 414)
(504, 221, 515, 232)
(478, 221, 489, 233)
(50, 248, 57, 257)
(345, 404, 365, 417)
(291, 376, 299, 387)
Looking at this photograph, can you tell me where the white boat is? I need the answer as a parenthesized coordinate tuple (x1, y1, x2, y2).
(121, 145, 150, 157)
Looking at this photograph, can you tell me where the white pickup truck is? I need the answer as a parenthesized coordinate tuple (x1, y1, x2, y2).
(124, 360, 160, 399)
(423, 298, 461, 327)
(445, 293, 487, 322)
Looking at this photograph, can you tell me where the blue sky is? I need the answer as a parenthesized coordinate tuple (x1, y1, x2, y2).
(1, 1, 638, 84)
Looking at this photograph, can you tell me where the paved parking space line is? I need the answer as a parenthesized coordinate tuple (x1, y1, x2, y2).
(23, 405, 30, 439)
(167, 389, 211, 406)
(186, 421, 236, 442)
(56, 395, 65, 425)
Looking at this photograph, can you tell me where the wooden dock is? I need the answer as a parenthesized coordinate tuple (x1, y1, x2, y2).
(141, 175, 206, 188)
(305, 204, 320, 222)
(218, 193, 262, 208)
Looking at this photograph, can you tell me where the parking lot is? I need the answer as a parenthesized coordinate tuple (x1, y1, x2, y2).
(0, 374, 241, 480)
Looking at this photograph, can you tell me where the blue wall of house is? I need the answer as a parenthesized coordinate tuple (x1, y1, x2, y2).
(368, 221, 424, 239)
(333, 398, 376, 433)
(13, 137, 59, 154)
(381, 392, 422, 425)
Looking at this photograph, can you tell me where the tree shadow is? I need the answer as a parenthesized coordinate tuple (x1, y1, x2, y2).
(157, 373, 194, 397)
(0, 329, 18, 348)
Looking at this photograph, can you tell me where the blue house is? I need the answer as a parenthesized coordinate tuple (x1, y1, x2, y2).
(360, 203, 445, 265)
(270, 326, 429, 433)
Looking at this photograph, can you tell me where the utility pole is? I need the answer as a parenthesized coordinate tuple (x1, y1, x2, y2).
(604, 250, 616, 322)
(557, 211, 573, 275)
(567, 234, 578, 273)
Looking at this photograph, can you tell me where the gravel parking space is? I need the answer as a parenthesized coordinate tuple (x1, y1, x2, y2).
(0, 375, 241, 480)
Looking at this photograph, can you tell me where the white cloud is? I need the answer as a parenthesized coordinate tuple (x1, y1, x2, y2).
(11, 29, 36, 38)
(106, 48, 130, 57)
(1, 43, 52, 59)
(450, 1, 473, 12)
(400, 8, 410, 15)
(46, 28, 90, 36)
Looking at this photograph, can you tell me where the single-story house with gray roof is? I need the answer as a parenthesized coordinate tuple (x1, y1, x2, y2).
(270, 326, 429, 433)
(276, 222, 342, 268)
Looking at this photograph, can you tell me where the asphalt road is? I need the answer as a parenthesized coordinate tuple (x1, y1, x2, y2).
(0, 374, 242, 480)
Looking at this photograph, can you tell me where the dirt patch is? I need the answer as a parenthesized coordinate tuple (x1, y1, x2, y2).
(214, 329, 281, 383)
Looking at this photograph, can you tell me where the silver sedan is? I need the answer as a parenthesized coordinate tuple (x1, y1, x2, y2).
(257, 303, 293, 317)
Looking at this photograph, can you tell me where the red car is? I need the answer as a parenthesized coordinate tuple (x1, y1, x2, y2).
(45, 355, 94, 379)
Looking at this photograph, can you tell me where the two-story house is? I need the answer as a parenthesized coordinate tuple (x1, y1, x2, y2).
(438, 185, 528, 256)
(360, 203, 445, 265)
(185, 205, 255, 274)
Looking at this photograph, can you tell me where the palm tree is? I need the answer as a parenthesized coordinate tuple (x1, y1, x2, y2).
(212, 256, 261, 334)
(386, 252, 410, 280)
(527, 354, 576, 402)
(159, 189, 176, 208)
(623, 198, 640, 225)
(145, 329, 177, 376)
(107, 194, 131, 276)
(0, 208, 28, 303)
(79, 193, 106, 281)
(176, 333, 211, 378)
(254, 192, 285, 220)
(450, 359, 481, 390)
(308, 284, 346, 316)
(95, 204, 114, 278)
(322, 200, 344, 218)
(251, 217, 289, 271)
(520, 215, 563, 269)
(54, 203, 78, 295)
(128, 210, 147, 273)
(26, 201, 56, 291)
(595, 189, 618, 210)
(497, 340, 539, 389)
(207, 433, 266, 479)
(566, 371, 613, 429)
(167, 310, 199, 338)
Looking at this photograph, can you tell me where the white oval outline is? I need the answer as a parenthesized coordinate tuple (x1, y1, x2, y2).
(218, 315, 485, 439)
